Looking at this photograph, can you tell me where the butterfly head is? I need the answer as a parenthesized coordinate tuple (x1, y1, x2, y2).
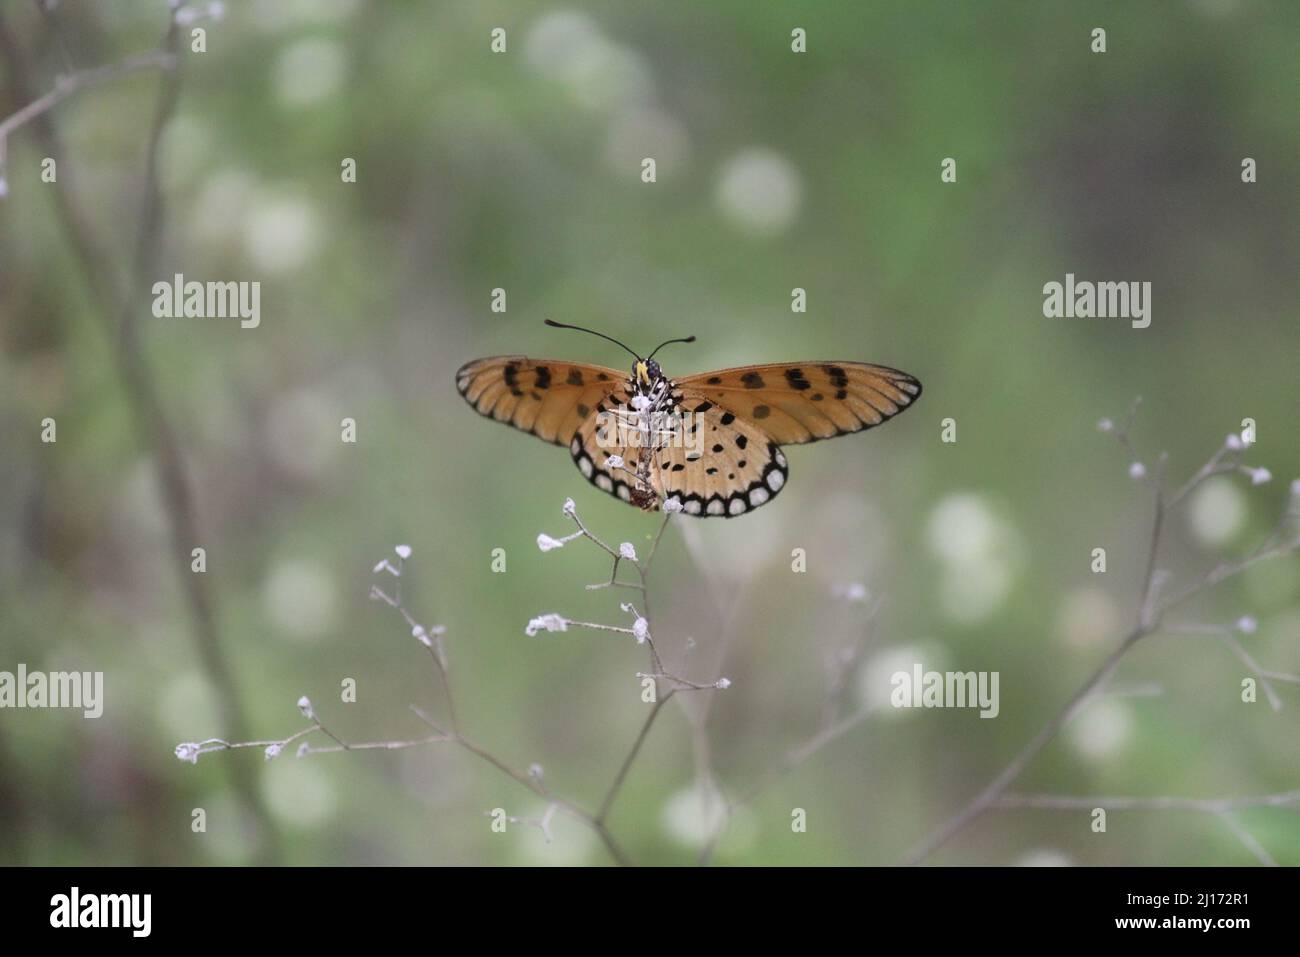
(633, 358, 663, 392)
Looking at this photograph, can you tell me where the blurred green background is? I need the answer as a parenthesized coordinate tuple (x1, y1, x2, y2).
(1, 0, 1297, 866)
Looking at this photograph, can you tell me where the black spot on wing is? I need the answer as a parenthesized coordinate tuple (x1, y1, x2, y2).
(784, 368, 812, 390)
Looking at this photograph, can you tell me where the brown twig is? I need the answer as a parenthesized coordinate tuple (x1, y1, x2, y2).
(0, 4, 278, 860)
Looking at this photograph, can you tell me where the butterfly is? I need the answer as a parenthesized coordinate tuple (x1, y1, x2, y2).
(456, 320, 922, 518)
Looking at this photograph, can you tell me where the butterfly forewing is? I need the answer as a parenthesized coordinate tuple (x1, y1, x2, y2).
(456, 356, 628, 446)
(675, 362, 921, 445)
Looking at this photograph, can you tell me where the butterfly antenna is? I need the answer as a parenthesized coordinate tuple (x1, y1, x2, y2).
(647, 335, 697, 360)
(544, 319, 641, 360)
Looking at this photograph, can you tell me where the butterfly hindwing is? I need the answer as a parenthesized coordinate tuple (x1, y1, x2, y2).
(654, 397, 789, 517)
(456, 356, 628, 446)
(675, 362, 921, 445)
(567, 395, 787, 517)
(568, 413, 640, 505)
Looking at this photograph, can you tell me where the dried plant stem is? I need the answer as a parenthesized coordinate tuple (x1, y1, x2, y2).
(0, 51, 175, 153)
(350, 519, 702, 867)
(596, 691, 675, 825)
(994, 790, 1300, 812)
(902, 417, 1298, 865)
(901, 624, 1148, 865)
(0, 7, 276, 859)
(408, 707, 632, 866)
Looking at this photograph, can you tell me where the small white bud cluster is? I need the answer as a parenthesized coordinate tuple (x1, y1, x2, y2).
(537, 530, 583, 552)
(526, 613, 569, 636)
(373, 544, 412, 577)
(410, 623, 446, 647)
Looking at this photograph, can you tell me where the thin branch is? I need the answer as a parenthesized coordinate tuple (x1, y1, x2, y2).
(0, 5, 279, 859)
(902, 413, 1299, 865)
(596, 691, 674, 825)
(0, 51, 176, 154)
(993, 789, 1300, 811)
(1216, 811, 1278, 868)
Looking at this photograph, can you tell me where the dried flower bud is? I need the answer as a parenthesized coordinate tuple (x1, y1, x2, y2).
(297, 695, 315, 720)
(619, 542, 638, 561)
(526, 613, 569, 636)
(174, 743, 200, 764)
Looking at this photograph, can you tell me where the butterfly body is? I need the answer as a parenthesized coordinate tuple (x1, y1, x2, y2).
(457, 343, 921, 519)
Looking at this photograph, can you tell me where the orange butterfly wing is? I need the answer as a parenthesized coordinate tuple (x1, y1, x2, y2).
(455, 356, 629, 446)
(674, 361, 921, 445)
(564, 397, 789, 516)
(457, 356, 921, 518)
(648, 399, 789, 517)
